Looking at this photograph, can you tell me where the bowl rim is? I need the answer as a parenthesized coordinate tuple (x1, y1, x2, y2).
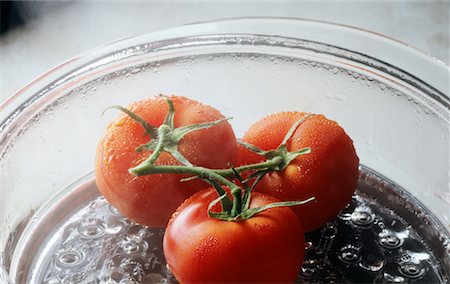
(1, 17, 449, 121)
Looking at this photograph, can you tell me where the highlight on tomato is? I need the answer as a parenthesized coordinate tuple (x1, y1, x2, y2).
(95, 95, 238, 227)
(238, 112, 360, 232)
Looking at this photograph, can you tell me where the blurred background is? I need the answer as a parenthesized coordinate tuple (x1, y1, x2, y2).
(1, 1, 449, 103)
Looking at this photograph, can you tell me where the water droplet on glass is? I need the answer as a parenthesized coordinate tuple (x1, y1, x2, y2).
(130, 67, 142, 74)
(379, 83, 387, 90)
(114, 117, 126, 127)
(107, 155, 114, 164)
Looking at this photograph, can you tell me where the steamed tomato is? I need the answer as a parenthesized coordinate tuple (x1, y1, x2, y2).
(238, 112, 359, 232)
(95, 95, 237, 227)
(164, 188, 305, 283)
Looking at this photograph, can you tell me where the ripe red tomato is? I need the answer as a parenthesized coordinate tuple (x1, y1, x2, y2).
(95, 95, 237, 227)
(164, 188, 305, 283)
(238, 112, 359, 232)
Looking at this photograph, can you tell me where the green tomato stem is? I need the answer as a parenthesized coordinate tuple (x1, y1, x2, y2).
(230, 187, 243, 217)
(211, 157, 283, 177)
(130, 163, 244, 215)
(132, 164, 216, 183)
(240, 197, 316, 220)
(143, 125, 170, 166)
(130, 163, 240, 195)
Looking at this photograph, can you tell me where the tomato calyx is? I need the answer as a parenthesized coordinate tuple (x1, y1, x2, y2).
(236, 114, 314, 174)
(206, 170, 315, 221)
(106, 95, 231, 169)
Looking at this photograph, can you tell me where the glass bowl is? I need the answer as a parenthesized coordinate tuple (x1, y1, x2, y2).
(1, 18, 449, 283)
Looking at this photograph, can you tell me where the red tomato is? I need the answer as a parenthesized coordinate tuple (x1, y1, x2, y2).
(96, 95, 237, 227)
(164, 188, 305, 283)
(238, 112, 359, 232)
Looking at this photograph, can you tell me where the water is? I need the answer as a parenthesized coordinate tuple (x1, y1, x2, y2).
(9, 166, 450, 283)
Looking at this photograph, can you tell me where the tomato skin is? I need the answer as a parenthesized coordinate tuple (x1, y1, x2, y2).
(238, 112, 359, 232)
(163, 188, 304, 284)
(95, 96, 237, 227)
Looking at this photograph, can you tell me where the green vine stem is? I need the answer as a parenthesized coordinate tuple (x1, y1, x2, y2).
(131, 162, 315, 221)
(107, 96, 315, 221)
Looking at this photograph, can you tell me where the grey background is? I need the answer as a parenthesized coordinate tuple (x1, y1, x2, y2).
(1, 1, 449, 103)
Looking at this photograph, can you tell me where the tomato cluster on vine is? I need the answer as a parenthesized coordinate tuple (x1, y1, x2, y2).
(96, 95, 359, 283)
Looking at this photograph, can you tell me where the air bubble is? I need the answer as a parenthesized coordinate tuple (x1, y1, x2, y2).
(338, 245, 361, 264)
(60, 252, 80, 264)
(305, 242, 313, 250)
(89, 198, 108, 210)
(127, 224, 145, 235)
(55, 249, 86, 268)
(121, 261, 144, 282)
(79, 224, 105, 239)
(119, 236, 148, 255)
(123, 240, 139, 254)
(338, 212, 352, 221)
(161, 264, 177, 283)
(323, 226, 337, 239)
(351, 210, 374, 226)
(78, 219, 106, 239)
(399, 262, 426, 279)
(108, 204, 121, 215)
(130, 67, 142, 74)
(359, 259, 384, 272)
(379, 230, 403, 249)
(105, 217, 125, 235)
(300, 265, 319, 279)
(384, 273, 406, 283)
